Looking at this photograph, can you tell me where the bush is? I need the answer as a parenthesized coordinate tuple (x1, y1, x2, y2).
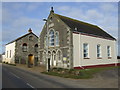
(5, 62, 8, 64)
(2, 61, 5, 63)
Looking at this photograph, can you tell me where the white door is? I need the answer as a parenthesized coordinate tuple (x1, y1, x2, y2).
(53, 54, 56, 66)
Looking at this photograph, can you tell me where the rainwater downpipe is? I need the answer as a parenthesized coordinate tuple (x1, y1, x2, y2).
(79, 32, 84, 69)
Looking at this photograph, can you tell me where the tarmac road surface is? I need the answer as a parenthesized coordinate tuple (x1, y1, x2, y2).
(2, 64, 118, 89)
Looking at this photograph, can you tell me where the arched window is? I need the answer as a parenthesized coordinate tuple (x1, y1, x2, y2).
(57, 50, 62, 61)
(49, 29, 54, 47)
(52, 51, 56, 61)
(35, 44, 38, 52)
(56, 32, 59, 46)
(22, 43, 27, 52)
(29, 36, 33, 41)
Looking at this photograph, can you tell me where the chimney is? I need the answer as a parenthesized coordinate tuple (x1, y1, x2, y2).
(28, 28, 32, 33)
(50, 7, 54, 13)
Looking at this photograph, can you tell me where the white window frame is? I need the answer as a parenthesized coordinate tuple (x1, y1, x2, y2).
(29, 36, 33, 41)
(83, 43, 89, 58)
(7, 51, 8, 58)
(55, 31, 59, 46)
(49, 29, 55, 47)
(22, 43, 27, 52)
(45, 29, 59, 48)
(35, 44, 38, 52)
(97, 44, 102, 58)
(10, 50, 11, 58)
(107, 46, 111, 57)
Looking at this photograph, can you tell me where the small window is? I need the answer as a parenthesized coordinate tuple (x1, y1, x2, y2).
(29, 36, 33, 41)
(22, 43, 27, 52)
(49, 29, 55, 47)
(7, 51, 8, 58)
(56, 32, 59, 46)
(83, 43, 89, 58)
(107, 46, 111, 57)
(57, 51, 61, 61)
(50, 17, 52, 22)
(35, 44, 38, 52)
(97, 44, 101, 58)
(10, 50, 11, 58)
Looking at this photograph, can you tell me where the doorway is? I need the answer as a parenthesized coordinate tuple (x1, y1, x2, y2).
(28, 54, 34, 68)
(48, 58, 50, 71)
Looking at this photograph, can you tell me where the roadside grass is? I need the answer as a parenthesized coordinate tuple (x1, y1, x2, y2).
(42, 66, 119, 79)
(8, 63, 16, 66)
(3, 62, 16, 66)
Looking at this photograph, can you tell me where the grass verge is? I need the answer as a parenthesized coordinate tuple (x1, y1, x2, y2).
(42, 66, 119, 79)
(3, 62, 16, 66)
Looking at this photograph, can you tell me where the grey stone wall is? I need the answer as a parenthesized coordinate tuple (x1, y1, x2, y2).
(39, 12, 73, 69)
(15, 33, 38, 66)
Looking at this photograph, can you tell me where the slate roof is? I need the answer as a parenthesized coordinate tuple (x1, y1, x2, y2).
(6, 32, 38, 45)
(55, 14, 116, 40)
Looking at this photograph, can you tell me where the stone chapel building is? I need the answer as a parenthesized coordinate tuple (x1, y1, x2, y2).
(38, 7, 117, 69)
(5, 29, 38, 67)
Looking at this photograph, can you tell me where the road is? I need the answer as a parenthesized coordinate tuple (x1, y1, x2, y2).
(2, 64, 87, 89)
(2, 64, 118, 89)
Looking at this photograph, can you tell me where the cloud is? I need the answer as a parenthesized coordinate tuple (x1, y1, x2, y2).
(2, 8, 12, 24)
(74, 0, 119, 2)
(10, 3, 26, 10)
(2, 17, 43, 41)
(100, 3, 117, 13)
(55, 3, 118, 38)
(1, 2, 118, 54)
(86, 9, 104, 19)
(2, 5, 43, 43)
(12, 17, 40, 28)
(0, 2, 2, 44)
(26, 3, 42, 12)
(56, 6, 70, 11)
(0, 5, 1, 16)
(2, 0, 120, 2)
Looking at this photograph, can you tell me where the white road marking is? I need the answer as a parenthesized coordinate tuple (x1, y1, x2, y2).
(10, 72, 35, 89)
(26, 83, 34, 88)
(10, 72, 20, 79)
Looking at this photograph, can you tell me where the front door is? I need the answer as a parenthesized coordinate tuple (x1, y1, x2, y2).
(28, 54, 34, 68)
(48, 58, 50, 71)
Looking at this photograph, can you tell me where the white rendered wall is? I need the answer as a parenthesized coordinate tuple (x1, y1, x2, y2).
(2, 55, 5, 62)
(5, 42, 16, 64)
(73, 33, 81, 67)
(73, 33, 117, 67)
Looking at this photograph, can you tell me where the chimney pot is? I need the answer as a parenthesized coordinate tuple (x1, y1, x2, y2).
(50, 7, 54, 13)
(28, 28, 32, 33)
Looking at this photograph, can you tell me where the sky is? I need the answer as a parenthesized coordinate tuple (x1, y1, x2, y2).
(1, 1, 119, 55)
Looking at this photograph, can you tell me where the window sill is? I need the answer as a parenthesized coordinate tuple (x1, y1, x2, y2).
(108, 57, 112, 59)
(84, 58, 90, 59)
(97, 57, 102, 59)
(55, 45, 60, 47)
(23, 51, 27, 52)
(48, 46, 54, 48)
